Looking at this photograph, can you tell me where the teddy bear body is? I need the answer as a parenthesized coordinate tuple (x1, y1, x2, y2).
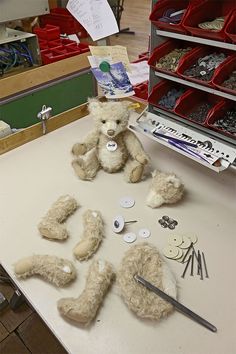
(71, 99, 149, 183)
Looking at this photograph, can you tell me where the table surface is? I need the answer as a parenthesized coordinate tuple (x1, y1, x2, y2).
(0, 112, 236, 354)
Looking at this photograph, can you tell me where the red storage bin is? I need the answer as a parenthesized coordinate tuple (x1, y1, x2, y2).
(174, 89, 223, 126)
(177, 46, 232, 88)
(225, 10, 236, 43)
(148, 39, 197, 77)
(133, 82, 149, 101)
(206, 100, 236, 139)
(148, 80, 187, 112)
(40, 8, 88, 38)
(33, 24, 60, 41)
(182, 0, 235, 41)
(41, 45, 81, 65)
(38, 39, 48, 50)
(149, 0, 192, 34)
(212, 55, 236, 95)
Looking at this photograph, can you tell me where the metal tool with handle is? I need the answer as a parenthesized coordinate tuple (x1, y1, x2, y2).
(134, 275, 217, 333)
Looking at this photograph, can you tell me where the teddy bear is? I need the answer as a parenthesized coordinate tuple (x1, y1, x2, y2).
(71, 99, 149, 183)
(146, 170, 184, 208)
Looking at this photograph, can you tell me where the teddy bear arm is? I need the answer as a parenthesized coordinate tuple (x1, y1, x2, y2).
(124, 130, 149, 165)
(72, 130, 99, 156)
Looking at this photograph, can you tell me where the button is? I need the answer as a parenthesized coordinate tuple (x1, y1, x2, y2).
(162, 215, 169, 221)
(99, 61, 111, 72)
(179, 235, 191, 249)
(138, 228, 151, 238)
(186, 233, 198, 244)
(123, 232, 137, 243)
(106, 141, 117, 151)
(163, 245, 179, 259)
(168, 234, 183, 247)
(168, 223, 176, 230)
(112, 215, 125, 233)
(120, 196, 135, 208)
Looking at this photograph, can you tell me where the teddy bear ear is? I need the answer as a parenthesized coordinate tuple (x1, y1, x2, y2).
(88, 98, 102, 113)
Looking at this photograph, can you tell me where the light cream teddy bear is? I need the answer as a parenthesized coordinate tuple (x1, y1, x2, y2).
(146, 170, 184, 208)
(71, 99, 149, 183)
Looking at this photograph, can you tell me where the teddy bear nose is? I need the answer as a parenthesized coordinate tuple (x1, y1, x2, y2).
(107, 130, 115, 136)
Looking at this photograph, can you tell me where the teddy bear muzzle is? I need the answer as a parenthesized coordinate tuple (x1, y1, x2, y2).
(107, 129, 115, 136)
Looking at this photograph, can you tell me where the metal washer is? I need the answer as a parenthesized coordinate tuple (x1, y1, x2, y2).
(119, 196, 135, 208)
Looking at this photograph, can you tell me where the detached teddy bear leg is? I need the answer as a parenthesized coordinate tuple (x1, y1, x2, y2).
(38, 195, 78, 240)
(14, 255, 77, 287)
(72, 150, 100, 181)
(57, 259, 115, 325)
(73, 210, 104, 261)
(124, 159, 145, 183)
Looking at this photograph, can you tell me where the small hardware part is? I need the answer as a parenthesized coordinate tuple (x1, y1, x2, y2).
(181, 255, 192, 279)
(119, 196, 135, 208)
(0, 292, 8, 311)
(202, 252, 209, 278)
(9, 289, 25, 310)
(123, 232, 137, 243)
(112, 215, 137, 233)
(158, 216, 178, 230)
(37, 104, 52, 135)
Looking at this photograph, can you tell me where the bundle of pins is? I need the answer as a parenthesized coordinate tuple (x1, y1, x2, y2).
(181, 243, 209, 280)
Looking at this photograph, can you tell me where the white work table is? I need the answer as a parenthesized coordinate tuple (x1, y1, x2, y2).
(0, 112, 236, 354)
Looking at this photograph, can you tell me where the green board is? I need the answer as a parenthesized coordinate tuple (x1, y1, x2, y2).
(0, 72, 95, 129)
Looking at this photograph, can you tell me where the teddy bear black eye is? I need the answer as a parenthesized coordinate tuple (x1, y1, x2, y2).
(102, 120, 106, 124)
(116, 120, 121, 124)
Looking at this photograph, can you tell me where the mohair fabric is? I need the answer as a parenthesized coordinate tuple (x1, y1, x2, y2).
(14, 255, 77, 287)
(117, 242, 177, 320)
(58, 259, 115, 325)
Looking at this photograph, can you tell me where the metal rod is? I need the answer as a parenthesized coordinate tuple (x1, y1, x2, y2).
(190, 250, 194, 276)
(181, 242, 193, 263)
(202, 252, 209, 278)
(181, 255, 192, 278)
(198, 251, 203, 280)
(197, 250, 201, 275)
(134, 275, 217, 333)
(124, 220, 137, 224)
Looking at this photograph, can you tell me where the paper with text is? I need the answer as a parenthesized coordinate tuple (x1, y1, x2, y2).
(89, 45, 131, 71)
(67, 0, 119, 41)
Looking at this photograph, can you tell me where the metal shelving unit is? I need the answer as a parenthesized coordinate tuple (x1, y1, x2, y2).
(131, 0, 236, 171)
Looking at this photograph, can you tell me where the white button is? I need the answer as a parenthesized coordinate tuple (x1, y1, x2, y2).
(62, 265, 72, 274)
(179, 235, 191, 249)
(106, 140, 117, 151)
(172, 248, 183, 259)
(138, 228, 151, 238)
(112, 215, 125, 233)
(163, 245, 179, 259)
(123, 232, 137, 243)
(119, 196, 135, 208)
(168, 234, 183, 247)
(186, 233, 198, 244)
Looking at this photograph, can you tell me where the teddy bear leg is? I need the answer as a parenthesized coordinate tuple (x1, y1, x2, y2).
(72, 150, 100, 181)
(124, 159, 144, 183)
(14, 255, 77, 287)
(57, 259, 115, 325)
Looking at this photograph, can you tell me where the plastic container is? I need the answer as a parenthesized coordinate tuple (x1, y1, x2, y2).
(182, 0, 235, 41)
(133, 81, 148, 101)
(212, 54, 236, 95)
(225, 10, 236, 43)
(149, 0, 192, 34)
(41, 45, 81, 65)
(174, 89, 223, 126)
(38, 39, 48, 50)
(148, 80, 187, 112)
(206, 100, 236, 139)
(177, 46, 232, 88)
(40, 8, 88, 38)
(33, 24, 60, 41)
(148, 39, 197, 77)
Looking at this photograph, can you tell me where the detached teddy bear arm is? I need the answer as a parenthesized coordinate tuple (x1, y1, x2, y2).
(72, 130, 99, 156)
(124, 130, 149, 165)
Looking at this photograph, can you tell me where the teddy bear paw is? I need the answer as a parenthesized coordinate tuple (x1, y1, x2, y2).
(71, 143, 86, 156)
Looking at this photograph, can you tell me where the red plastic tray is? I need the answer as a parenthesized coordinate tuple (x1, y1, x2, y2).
(40, 8, 88, 38)
(133, 81, 148, 101)
(174, 89, 223, 126)
(212, 54, 236, 95)
(225, 10, 236, 43)
(149, 0, 191, 34)
(148, 39, 197, 77)
(182, 0, 235, 41)
(177, 46, 232, 88)
(206, 100, 236, 139)
(41, 45, 81, 65)
(148, 80, 187, 112)
(34, 24, 60, 41)
(38, 39, 48, 50)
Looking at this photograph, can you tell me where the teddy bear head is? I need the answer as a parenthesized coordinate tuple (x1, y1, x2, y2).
(88, 98, 130, 138)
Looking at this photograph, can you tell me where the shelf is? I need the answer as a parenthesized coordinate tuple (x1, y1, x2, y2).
(156, 29, 236, 51)
(154, 71, 236, 101)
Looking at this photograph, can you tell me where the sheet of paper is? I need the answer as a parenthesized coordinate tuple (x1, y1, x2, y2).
(128, 61, 149, 85)
(87, 55, 113, 68)
(67, 0, 119, 41)
(89, 45, 131, 71)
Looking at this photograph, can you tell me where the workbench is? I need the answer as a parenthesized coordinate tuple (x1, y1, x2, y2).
(0, 107, 235, 354)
